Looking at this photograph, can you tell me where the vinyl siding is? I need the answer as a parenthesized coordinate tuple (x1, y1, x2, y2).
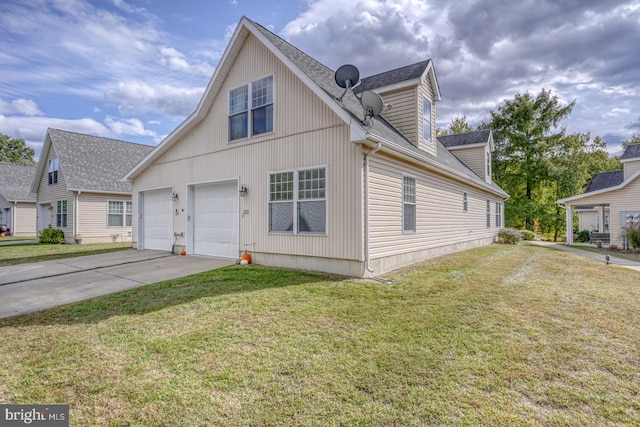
(36, 139, 73, 237)
(12, 203, 37, 236)
(132, 33, 363, 261)
(578, 210, 598, 231)
(448, 145, 488, 181)
(624, 159, 640, 181)
(567, 176, 640, 246)
(76, 193, 133, 242)
(379, 88, 417, 146)
(368, 153, 500, 259)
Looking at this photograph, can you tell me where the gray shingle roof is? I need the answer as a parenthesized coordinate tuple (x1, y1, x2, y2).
(48, 129, 154, 193)
(249, 19, 507, 198)
(0, 162, 36, 202)
(621, 143, 640, 160)
(584, 170, 624, 193)
(356, 60, 431, 92)
(438, 129, 492, 148)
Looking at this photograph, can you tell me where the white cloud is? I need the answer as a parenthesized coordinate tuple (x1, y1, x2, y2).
(0, 114, 110, 159)
(105, 80, 204, 117)
(105, 116, 157, 138)
(0, 98, 43, 116)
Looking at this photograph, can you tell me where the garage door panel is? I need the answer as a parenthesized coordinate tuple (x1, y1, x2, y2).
(142, 189, 173, 251)
(193, 182, 238, 258)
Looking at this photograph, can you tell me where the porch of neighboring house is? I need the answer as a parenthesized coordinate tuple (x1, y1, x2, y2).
(566, 204, 610, 245)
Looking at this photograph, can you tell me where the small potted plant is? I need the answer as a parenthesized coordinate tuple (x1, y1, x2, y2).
(74, 234, 83, 244)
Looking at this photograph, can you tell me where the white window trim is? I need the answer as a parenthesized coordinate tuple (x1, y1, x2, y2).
(486, 151, 491, 177)
(267, 165, 328, 236)
(107, 200, 132, 228)
(422, 96, 432, 143)
(495, 201, 502, 228)
(486, 199, 491, 228)
(228, 74, 275, 142)
(402, 174, 417, 234)
(56, 199, 67, 228)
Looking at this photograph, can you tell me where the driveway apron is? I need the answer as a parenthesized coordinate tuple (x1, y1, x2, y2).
(0, 250, 234, 319)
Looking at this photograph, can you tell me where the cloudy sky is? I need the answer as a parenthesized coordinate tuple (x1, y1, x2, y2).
(1, 0, 638, 159)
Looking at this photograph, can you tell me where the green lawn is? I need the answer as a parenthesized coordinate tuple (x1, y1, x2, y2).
(1, 244, 639, 426)
(0, 242, 131, 267)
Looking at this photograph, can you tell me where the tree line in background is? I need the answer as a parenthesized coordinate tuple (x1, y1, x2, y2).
(0, 133, 36, 165)
(439, 89, 638, 241)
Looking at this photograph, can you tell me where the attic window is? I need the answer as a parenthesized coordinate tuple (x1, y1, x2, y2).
(48, 158, 59, 185)
(422, 97, 431, 142)
(229, 75, 274, 141)
(486, 151, 491, 177)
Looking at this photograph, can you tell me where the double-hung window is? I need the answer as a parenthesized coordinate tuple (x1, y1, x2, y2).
(403, 175, 416, 233)
(495, 202, 502, 228)
(229, 75, 273, 141)
(56, 200, 67, 227)
(269, 167, 326, 234)
(486, 200, 491, 228)
(48, 158, 59, 185)
(486, 151, 491, 177)
(422, 97, 431, 142)
(108, 201, 132, 227)
(463, 192, 468, 213)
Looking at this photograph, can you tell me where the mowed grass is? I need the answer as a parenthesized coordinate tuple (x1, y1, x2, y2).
(1, 244, 639, 426)
(0, 242, 131, 266)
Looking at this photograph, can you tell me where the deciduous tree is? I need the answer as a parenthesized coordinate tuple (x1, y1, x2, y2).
(0, 133, 35, 165)
(489, 89, 575, 230)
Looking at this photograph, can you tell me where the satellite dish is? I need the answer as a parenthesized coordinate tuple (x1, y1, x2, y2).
(335, 64, 360, 89)
(361, 90, 384, 117)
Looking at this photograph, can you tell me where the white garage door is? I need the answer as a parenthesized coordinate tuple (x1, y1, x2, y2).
(142, 188, 173, 250)
(192, 181, 238, 258)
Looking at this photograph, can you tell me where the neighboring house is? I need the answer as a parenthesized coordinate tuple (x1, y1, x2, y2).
(31, 129, 154, 244)
(558, 144, 640, 248)
(573, 170, 624, 233)
(125, 16, 508, 277)
(0, 162, 37, 236)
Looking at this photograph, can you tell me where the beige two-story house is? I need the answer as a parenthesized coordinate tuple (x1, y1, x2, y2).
(32, 129, 153, 244)
(125, 16, 508, 277)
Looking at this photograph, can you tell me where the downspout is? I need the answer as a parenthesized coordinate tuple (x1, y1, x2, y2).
(74, 191, 81, 241)
(11, 201, 17, 235)
(364, 142, 382, 274)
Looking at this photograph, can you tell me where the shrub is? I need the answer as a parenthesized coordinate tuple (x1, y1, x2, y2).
(39, 226, 65, 244)
(576, 229, 590, 243)
(519, 230, 536, 241)
(625, 224, 640, 250)
(608, 245, 619, 251)
(496, 228, 522, 245)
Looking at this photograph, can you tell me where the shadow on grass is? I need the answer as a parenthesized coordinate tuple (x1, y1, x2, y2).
(0, 265, 340, 327)
(0, 246, 132, 267)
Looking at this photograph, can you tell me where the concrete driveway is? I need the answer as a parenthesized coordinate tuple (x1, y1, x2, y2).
(0, 250, 235, 319)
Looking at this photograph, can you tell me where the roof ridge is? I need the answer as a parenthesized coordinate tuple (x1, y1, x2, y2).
(47, 128, 153, 148)
(362, 59, 431, 81)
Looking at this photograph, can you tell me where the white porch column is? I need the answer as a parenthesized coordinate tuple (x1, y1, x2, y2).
(597, 205, 605, 232)
(565, 204, 573, 245)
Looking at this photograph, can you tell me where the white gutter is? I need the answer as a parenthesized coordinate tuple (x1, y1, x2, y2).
(74, 191, 81, 241)
(365, 132, 509, 199)
(11, 201, 17, 235)
(364, 142, 382, 273)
